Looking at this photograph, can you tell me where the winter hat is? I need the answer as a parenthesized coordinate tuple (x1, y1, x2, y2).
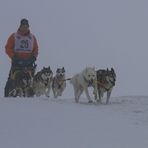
(20, 18, 29, 27)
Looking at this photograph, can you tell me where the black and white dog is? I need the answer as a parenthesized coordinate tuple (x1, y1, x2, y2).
(95, 68, 116, 104)
(33, 66, 53, 97)
(52, 67, 66, 98)
(8, 68, 33, 97)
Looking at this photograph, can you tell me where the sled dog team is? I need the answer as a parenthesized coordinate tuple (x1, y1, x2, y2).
(5, 19, 116, 104)
(9, 66, 116, 104)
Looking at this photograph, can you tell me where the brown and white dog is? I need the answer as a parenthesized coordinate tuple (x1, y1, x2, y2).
(52, 67, 66, 98)
(95, 68, 116, 104)
(8, 68, 33, 97)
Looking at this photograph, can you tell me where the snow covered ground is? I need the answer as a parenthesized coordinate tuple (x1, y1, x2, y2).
(0, 96, 148, 148)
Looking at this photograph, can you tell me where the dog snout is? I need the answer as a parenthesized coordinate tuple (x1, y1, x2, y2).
(90, 79, 94, 84)
(111, 80, 115, 86)
(60, 73, 64, 77)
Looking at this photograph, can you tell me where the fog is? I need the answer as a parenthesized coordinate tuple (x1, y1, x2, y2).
(1, 0, 148, 97)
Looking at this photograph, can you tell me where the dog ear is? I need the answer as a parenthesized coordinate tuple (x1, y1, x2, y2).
(56, 68, 59, 73)
(62, 67, 65, 72)
(111, 67, 114, 72)
(111, 67, 116, 78)
(48, 66, 51, 70)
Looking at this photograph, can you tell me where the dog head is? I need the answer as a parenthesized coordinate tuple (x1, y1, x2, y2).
(55, 67, 65, 79)
(40, 66, 53, 82)
(15, 70, 33, 88)
(83, 67, 96, 85)
(106, 68, 116, 86)
(96, 69, 107, 81)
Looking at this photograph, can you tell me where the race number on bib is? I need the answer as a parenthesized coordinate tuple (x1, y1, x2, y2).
(14, 33, 33, 52)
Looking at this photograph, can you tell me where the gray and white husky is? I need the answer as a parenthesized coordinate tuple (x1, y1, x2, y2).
(33, 66, 53, 97)
(52, 67, 66, 98)
(95, 68, 116, 104)
(70, 67, 97, 103)
(8, 69, 33, 97)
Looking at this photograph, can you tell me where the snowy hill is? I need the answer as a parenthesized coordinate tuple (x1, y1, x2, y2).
(0, 96, 148, 148)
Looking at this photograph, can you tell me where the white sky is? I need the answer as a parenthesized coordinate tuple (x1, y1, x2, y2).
(1, 0, 148, 97)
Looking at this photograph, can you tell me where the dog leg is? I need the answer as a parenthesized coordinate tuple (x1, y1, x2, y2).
(58, 84, 66, 97)
(106, 91, 111, 104)
(17, 88, 24, 97)
(93, 90, 97, 100)
(54, 88, 59, 98)
(52, 86, 57, 98)
(93, 84, 98, 101)
(52, 87, 56, 98)
(57, 89, 61, 96)
(45, 92, 50, 97)
(58, 86, 65, 96)
(73, 86, 79, 103)
(84, 87, 93, 103)
(45, 88, 50, 97)
(46, 83, 53, 97)
(55, 93, 58, 98)
(77, 87, 83, 99)
(54, 89, 58, 98)
(36, 91, 41, 97)
(97, 89, 102, 103)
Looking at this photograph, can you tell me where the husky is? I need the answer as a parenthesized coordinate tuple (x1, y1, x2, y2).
(70, 67, 97, 103)
(8, 68, 33, 97)
(52, 67, 66, 98)
(95, 68, 116, 104)
(33, 66, 53, 97)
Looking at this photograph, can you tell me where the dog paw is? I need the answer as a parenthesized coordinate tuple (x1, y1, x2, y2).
(95, 99, 101, 103)
(54, 96, 58, 98)
(75, 98, 79, 103)
(88, 100, 93, 103)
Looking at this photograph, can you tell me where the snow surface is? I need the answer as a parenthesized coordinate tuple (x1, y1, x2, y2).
(1, 0, 148, 97)
(0, 96, 148, 148)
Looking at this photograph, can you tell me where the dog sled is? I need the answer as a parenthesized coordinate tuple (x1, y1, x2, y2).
(5, 58, 37, 97)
